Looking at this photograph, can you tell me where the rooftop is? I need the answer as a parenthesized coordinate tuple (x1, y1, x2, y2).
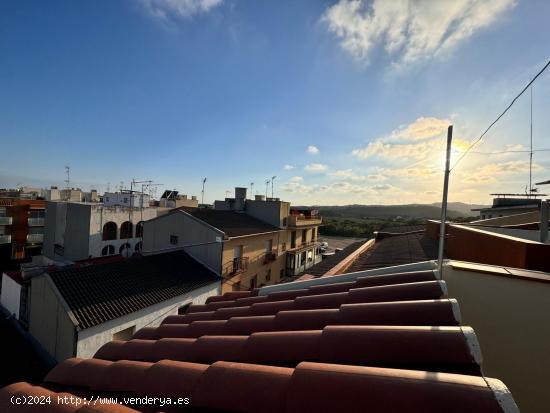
(0, 260, 519, 412)
(47, 250, 220, 330)
(184, 209, 281, 238)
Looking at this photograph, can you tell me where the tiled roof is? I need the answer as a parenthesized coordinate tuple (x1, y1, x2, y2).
(295, 241, 364, 277)
(1, 264, 519, 412)
(48, 250, 220, 330)
(347, 231, 439, 272)
(185, 209, 281, 238)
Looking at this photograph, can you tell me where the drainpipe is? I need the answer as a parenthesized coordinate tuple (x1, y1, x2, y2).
(540, 200, 549, 243)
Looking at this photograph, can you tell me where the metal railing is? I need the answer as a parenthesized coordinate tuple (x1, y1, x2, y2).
(262, 250, 277, 264)
(287, 240, 320, 253)
(222, 256, 249, 277)
(0, 216, 13, 225)
(26, 233, 44, 243)
(288, 215, 322, 227)
(28, 217, 45, 226)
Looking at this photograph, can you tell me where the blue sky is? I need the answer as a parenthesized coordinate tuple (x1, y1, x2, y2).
(1, 0, 549, 205)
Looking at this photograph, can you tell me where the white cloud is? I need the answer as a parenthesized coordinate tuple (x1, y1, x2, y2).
(304, 163, 328, 173)
(283, 164, 295, 170)
(289, 176, 304, 182)
(351, 116, 468, 161)
(141, 0, 223, 20)
(322, 0, 516, 66)
(307, 145, 320, 154)
(462, 160, 543, 183)
(330, 169, 388, 182)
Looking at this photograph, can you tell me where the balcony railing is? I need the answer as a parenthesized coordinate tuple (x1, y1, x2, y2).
(28, 217, 45, 226)
(0, 216, 13, 225)
(287, 215, 322, 227)
(262, 250, 277, 264)
(26, 233, 44, 243)
(222, 256, 249, 277)
(288, 240, 320, 253)
(0, 235, 11, 244)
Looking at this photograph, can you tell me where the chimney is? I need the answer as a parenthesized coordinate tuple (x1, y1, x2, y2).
(235, 187, 247, 211)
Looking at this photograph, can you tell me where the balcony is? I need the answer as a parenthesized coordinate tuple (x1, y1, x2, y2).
(287, 215, 322, 227)
(26, 233, 44, 243)
(222, 256, 249, 277)
(262, 250, 277, 264)
(0, 235, 11, 244)
(0, 216, 13, 225)
(288, 240, 320, 253)
(28, 217, 45, 226)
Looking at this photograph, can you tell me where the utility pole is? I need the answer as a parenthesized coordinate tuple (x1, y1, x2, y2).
(271, 176, 276, 198)
(250, 182, 254, 199)
(529, 84, 533, 197)
(201, 178, 207, 205)
(437, 125, 453, 276)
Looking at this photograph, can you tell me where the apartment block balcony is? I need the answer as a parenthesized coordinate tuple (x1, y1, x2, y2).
(287, 215, 322, 227)
(262, 250, 277, 264)
(28, 217, 45, 226)
(288, 240, 321, 254)
(26, 233, 44, 243)
(0, 235, 11, 244)
(222, 256, 249, 277)
(0, 216, 13, 225)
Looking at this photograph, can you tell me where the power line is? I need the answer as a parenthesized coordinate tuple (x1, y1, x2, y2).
(467, 148, 550, 155)
(450, 59, 550, 171)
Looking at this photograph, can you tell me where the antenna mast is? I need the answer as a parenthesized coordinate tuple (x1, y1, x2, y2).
(250, 182, 254, 199)
(64, 166, 71, 200)
(271, 176, 276, 198)
(201, 178, 207, 205)
(265, 179, 270, 198)
(529, 83, 533, 197)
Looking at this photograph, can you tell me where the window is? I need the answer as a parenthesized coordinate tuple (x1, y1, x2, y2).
(102, 222, 117, 241)
(170, 235, 179, 245)
(281, 242, 286, 252)
(282, 217, 287, 226)
(120, 221, 133, 239)
(101, 245, 115, 256)
(280, 269, 284, 278)
(119, 243, 131, 256)
(302, 229, 307, 244)
(300, 251, 306, 266)
(249, 275, 257, 290)
(312, 228, 316, 240)
(135, 221, 144, 238)
(265, 269, 271, 282)
(291, 231, 296, 248)
(123, 197, 129, 203)
(113, 325, 135, 341)
(265, 239, 273, 252)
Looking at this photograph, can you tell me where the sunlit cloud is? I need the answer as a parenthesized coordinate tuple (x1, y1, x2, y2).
(283, 164, 295, 170)
(322, 0, 516, 67)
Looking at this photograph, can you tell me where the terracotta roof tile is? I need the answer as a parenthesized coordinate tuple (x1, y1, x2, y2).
(1, 264, 519, 412)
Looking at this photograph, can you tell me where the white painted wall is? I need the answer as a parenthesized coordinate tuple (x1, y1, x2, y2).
(76, 282, 219, 359)
(1, 273, 21, 318)
(142, 211, 224, 274)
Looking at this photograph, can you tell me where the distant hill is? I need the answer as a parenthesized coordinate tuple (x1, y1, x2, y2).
(430, 202, 489, 216)
(297, 203, 487, 220)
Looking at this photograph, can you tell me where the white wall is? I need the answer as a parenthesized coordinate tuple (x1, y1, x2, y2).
(1, 273, 21, 318)
(142, 211, 224, 274)
(76, 282, 219, 359)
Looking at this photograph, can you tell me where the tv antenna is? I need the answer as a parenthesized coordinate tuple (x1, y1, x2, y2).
(201, 178, 207, 204)
(271, 176, 276, 198)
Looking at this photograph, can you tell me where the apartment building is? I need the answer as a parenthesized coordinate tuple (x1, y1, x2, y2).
(42, 200, 158, 262)
(143, 187, 322, 292)
(0, 198, 46, 267)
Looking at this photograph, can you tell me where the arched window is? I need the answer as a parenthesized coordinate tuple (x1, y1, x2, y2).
(119, 243, 131, 257)
(134, 241, 142, 252)
(102, 222, 117, 241)
(135, 221, 144, 238)
(120, 221, 133, 239)
(101, 245, 115, 256)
